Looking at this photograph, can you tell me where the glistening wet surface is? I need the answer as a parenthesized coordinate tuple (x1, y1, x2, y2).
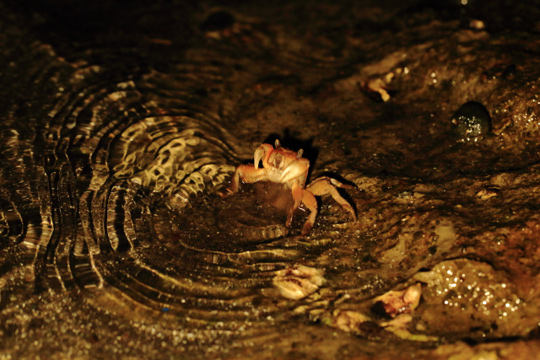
(1, 1, 540, 359)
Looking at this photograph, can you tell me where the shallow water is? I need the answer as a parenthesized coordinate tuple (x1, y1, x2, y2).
(1, 1, 540, 358)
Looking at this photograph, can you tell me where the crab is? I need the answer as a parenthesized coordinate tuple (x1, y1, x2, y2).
(227, 140, 356, 235)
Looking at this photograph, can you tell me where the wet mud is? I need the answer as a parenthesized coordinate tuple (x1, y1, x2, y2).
(1, 1, 540, 359)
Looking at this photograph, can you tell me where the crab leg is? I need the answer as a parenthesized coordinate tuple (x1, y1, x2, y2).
(229, 164, 269, 193)
(300, 189, 318, 235)
(287, 183, 304, 227)
(307, 176, 357, 222)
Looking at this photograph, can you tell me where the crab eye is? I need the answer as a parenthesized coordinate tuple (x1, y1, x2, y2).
(274, 139, 281, 148)
(297, 149, 304, 158)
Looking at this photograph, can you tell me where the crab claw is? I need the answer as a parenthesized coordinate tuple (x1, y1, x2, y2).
(281, 159, 309, 183)
(254, 144, 273, 169)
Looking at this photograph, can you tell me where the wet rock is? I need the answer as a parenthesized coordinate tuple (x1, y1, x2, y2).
(413, 259, 535, 340)
(451, 101, 492, 139)
(272, 265, 326, 300)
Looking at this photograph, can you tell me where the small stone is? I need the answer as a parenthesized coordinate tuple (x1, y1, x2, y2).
(272, 265, 325, 300)
(451, 101, 492, 139)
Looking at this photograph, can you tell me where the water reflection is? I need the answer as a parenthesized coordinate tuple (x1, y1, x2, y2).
(1, 1, 540, 358)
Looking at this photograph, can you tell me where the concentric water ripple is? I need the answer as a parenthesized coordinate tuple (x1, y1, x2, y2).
(2, 1, 540, 358)
(0, 6, 359, 341)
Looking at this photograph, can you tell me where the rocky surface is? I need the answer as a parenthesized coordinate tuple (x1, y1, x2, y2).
(0, 1, 539, 359)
